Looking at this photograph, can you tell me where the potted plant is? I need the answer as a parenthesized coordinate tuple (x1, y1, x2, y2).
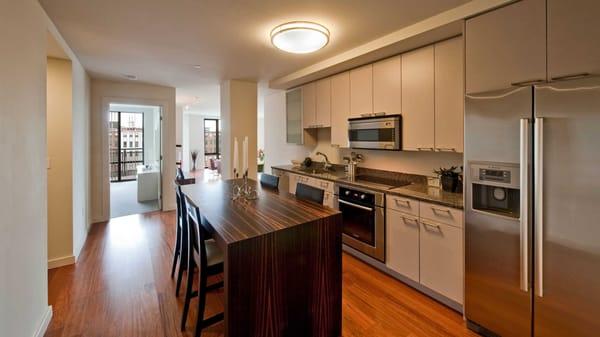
(257, 149, 265, 173)
(434, 166, 461, 192)
(190, 150, 198, 171)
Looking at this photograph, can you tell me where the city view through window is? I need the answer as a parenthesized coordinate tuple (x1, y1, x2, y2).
(204, 119, 221, 167)
(109, 111, 144, 181)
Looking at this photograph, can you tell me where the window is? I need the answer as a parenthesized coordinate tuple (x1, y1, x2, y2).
(109, 111, 144, 182)
(204, 118, 221, 167)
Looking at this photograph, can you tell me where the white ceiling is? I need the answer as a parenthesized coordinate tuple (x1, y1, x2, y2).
(40, 0, 469, 115)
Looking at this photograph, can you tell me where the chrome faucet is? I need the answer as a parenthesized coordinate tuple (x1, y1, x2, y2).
(316, 151, 332, 171)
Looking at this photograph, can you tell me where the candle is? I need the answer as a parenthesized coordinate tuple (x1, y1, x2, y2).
(233, 137, 239, 177)
(243, 136, 248, 175)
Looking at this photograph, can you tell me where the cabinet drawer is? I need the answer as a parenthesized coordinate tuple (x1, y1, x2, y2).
(312, 178, 334, 193)
(387, 195, 419, 216)
(419, 219, 463, 304)
(323, 192, 336, 209)
(419, 201, 463, 229)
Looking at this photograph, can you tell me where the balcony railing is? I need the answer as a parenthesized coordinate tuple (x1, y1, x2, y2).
(110, 148, 144, 182)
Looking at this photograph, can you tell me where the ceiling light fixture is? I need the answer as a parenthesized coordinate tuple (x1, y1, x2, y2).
(123, 74, 137, 80)
(270, 21, 329, 54)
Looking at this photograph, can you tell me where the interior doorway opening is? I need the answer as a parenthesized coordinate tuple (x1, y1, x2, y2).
(109, 103, 162, 218)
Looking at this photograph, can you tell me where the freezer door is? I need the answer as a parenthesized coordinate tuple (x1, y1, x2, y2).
(464, 86, 532, 337)
(534, 77, 600, 336)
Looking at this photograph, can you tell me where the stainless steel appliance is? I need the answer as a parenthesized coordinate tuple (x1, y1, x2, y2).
(348, 114, 401, 150)
(465, 77, 600, 337)
(337, 185, 385, 261)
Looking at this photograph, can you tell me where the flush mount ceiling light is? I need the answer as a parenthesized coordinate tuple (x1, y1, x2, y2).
(270, 21, 329, 54)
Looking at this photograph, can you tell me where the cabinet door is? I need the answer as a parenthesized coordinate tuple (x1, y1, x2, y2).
(331, 72, 350, 147)
(302, 82, 316, 129)
(289, 174, 299, 194)
(285, 89, 302, 144)
(402, 46, 435, 151)
(547, 0, 600, 80)
(386, 209, 420, 282)
(373, 56, 401, 115)
(350, 64, 373, 118)
(315, 78, 331, 127)
(465, 0, 546, 94)
(435, 37, 464, 153)
(323, 192, 335, 209)
(420, 220, 463, 304)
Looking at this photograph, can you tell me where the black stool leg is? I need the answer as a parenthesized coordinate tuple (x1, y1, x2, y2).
(194, 271, 208, 337)
(181, 259, 195, 331)
(170, 221, 181, 278)
(175, 227, 187, 297)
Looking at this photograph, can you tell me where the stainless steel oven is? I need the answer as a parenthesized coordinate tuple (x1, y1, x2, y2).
(348, 114, 401, 150)
(336, 184, 385, 261)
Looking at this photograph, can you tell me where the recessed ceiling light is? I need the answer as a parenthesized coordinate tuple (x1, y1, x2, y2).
(192, 65, 202, 69)
(123, 74, 137, 80)
(270, 21, 329, 54)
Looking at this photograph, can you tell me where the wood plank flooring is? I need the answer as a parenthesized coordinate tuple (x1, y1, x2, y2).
(46, 211, 478, 337)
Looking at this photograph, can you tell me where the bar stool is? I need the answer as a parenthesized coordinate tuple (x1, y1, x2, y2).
(259, 173, 280, 189)
(171, 183, 189, 297)
(181, 195, 224, 337)
(295, 182, 325, 204)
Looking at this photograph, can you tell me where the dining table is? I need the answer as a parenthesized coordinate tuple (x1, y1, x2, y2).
(181, 178, 343, 337)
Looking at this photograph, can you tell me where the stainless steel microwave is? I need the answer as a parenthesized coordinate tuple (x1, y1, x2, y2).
(348, 114, 402, 150)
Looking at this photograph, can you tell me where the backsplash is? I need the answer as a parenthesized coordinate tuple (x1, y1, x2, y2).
(308, 128, 463, 177)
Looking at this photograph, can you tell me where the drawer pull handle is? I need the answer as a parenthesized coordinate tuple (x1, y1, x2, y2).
(431, 207, 451, 214)
(435, 148, 456, 152)
(401, 217, 419, 226)
(417, 147, 435, 151)
(551, 72, 590, 82)
(395, 199, 410, 206)
(422, 222, 442, 232)
(511, 79, 546, 87)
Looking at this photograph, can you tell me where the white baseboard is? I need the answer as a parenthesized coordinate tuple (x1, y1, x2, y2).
(48, 255, 76, 269)
(33, 306, 52, 337)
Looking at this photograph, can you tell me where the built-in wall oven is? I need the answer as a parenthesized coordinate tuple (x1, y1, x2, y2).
(348, 114, 402, 150)
(336, 185, 385, 261)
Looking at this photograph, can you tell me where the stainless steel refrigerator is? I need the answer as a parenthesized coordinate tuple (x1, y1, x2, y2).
(464, 77, 600, 337)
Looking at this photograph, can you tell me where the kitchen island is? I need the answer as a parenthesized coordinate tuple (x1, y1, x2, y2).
(181, 179, 342, 337)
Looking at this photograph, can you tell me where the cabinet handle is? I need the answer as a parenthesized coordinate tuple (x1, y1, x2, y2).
(435, 148, 456, 152)
(551, 72, 590, 82)
(422, 221, 442, 232)
(394, 199, 410, 207)
(511, 79, 546, 87)
(401, 216, 419, 226)
(417, 147, 434, 151)
(431, 207, 451, 214)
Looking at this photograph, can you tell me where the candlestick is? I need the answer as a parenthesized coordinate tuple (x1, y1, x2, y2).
(233, 137, 239, 178)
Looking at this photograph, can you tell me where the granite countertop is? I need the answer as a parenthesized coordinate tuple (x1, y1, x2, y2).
(272, 165, 463, 209)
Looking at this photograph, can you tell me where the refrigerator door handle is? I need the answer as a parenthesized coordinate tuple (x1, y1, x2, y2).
(520, 119, 530, 292)
(535, 117, 544, 297)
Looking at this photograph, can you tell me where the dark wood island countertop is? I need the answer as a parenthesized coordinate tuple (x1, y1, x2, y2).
(181, 179, 343, 337)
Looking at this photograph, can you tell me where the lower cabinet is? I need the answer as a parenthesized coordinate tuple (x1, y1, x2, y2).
(288, 173, 335, 208)
(323, 192, 335, 209)
(386, 209, 420, 282)
(386, 195, 464, 304)
(419, 219, 463, 304)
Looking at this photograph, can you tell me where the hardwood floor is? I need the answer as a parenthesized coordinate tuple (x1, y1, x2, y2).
(46, 211, 478, 337)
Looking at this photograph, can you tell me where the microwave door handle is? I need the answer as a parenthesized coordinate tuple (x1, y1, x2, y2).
(519, 118, 530, 292)
(338, 199, 373, 212)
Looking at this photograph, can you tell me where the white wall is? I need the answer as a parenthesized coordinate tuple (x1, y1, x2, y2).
(1, 1, 52, 336)
(47, 58, 74, 265)
(182, 114, 206, 171)
(91, 79, 176, 222)
(263, 90, 310, 172)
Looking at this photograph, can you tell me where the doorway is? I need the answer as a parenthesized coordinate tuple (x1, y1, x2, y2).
(108, 104, 162, 218)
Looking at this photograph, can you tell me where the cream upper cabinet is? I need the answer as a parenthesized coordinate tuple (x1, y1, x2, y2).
(315, 78, 331, 127)
(350, 64, 373, 118)
(386, 209, 420, 283)
(547, 0, 600, 80)
(331, 72, 350, 148)
(302, 82, 316, 129)
(373, 56, 401, 115)
(419, 220, 463, 304)
(465, 0, 546, 94)
(402, 45, 435, 151)
(434, 37, 464, 153)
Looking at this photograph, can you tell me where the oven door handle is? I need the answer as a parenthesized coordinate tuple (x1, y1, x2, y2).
(338, 199, 373, 212)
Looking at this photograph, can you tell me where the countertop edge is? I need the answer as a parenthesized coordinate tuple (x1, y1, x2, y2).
(271, 165, 464, 210)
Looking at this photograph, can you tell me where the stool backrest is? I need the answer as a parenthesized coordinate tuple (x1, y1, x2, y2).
(176, 167, 185, 180)
(260, 173, 280, 189)
(184, 195, 209, 268)
(295, 182, 324, 204)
